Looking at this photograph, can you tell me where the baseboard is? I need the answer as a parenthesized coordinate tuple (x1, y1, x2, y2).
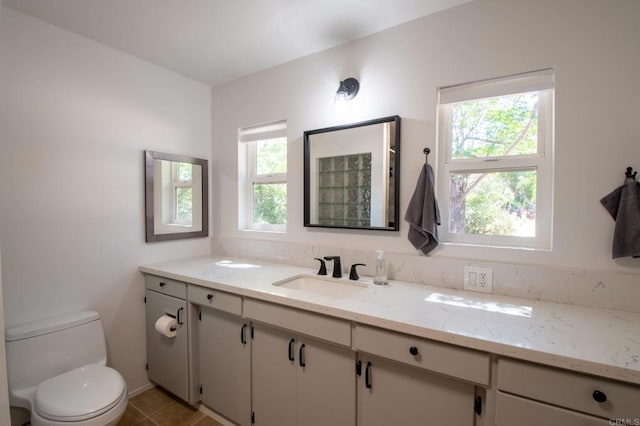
(127, 382, 155, 398)
(199, 404, 236, 426)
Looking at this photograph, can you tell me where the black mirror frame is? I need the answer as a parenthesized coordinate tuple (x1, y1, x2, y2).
(144, 150, 209, 242)
(303, 115, 401, 231)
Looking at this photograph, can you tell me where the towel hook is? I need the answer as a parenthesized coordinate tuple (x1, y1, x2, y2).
(423, 147, 430, 164)
(625, 166, 637, 180)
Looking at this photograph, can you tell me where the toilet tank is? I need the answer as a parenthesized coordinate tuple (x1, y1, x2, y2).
(5, 311, 108, 394)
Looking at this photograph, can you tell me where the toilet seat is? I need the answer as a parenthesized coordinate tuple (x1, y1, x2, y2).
(34, 364, 126, 422)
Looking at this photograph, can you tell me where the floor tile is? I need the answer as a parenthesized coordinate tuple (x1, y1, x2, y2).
(133, 418, 159, 426)
(129, 387, 177, 416)
(116, 404, 146, 425)
(193, 416, 226, 426)
(149, 400, 205, 426)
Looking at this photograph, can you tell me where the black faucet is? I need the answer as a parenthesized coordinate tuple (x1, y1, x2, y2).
(323, 256, 342, 278)
(349, 263, 366, 281)
(314, 258, 327, 275)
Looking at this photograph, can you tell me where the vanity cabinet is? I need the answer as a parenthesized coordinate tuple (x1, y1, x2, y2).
(246, 299, 356, 426)
(190, 285, 250, 426)
(496, 358, 640, 426)
(144, 275, 189, 402)
(354, 324, 489, 426)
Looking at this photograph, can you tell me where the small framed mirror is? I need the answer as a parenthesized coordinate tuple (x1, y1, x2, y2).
(144, 150, 208, 242)
(304, 115, 401, 231)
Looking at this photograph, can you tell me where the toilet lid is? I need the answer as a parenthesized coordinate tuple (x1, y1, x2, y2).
(35, 364, 126, 422)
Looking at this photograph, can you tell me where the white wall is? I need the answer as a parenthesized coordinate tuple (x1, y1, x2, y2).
(0, 7, 211, 396)
(211, 0, 640, 305)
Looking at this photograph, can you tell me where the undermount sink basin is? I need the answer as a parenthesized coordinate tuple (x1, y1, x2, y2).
(273, 275, 367, 297)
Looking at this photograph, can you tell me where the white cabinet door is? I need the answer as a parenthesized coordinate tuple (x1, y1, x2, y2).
(145, 289, 188, 401)
(199, 307, 251, 426)
(496, 392, 610, 426)
(251, 323, 356, 426)
(251, 324, 297, 426)
(357, 354, 476, 426)
(297, 337, 356, 426)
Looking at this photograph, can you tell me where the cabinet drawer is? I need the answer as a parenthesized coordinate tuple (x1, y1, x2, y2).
(355, 324, 490, 385)
(188, 284, 242, 316)
(244, 298, 351, 346)
(496, 392, 610, 426)
(145, 274, 187, 299)
(498, 358, 640, 420)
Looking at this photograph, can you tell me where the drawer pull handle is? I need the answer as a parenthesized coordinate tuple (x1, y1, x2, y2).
(159, 282, 166, 287)
(207, 294, 214, 300)
(365, 362, 373, 389)
(592, 390, 607, 403)
(288, 338, 295, 362)
(409, 346, 419, 356)
(299, 344, 306, 367)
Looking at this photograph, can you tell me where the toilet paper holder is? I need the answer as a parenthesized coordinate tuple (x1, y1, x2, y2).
(163, 307, 184, 331)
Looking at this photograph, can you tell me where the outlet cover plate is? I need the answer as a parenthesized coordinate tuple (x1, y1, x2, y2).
(464, 266, 493, 293)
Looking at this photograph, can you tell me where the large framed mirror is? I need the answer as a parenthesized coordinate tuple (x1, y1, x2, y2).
(144, 150, 208, 242)
(304, 115, 400, 231)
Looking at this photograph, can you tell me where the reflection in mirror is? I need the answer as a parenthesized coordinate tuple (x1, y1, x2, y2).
(144, 151, 208, 242)
(304, 115, 400, 231)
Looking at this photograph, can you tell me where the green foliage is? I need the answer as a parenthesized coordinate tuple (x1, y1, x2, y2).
(176, 187, 193, 222)
(256, 138, 287, 175)
(451, 93, 538, 159)
(252, 137, 287, 225)
(254, 183, 287, 225)
(449, 93, 538, 236)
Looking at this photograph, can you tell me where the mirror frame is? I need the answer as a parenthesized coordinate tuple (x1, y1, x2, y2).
(144, 150, 209, 242)
(303, 115, 401, 231)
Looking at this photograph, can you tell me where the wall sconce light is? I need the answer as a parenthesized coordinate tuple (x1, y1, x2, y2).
(336, 77, 360, 101)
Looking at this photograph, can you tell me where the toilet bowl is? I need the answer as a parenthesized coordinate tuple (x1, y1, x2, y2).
(5, 311, 128, 425)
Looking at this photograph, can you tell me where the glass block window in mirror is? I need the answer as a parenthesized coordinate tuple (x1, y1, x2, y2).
(317, 153, 372, 227)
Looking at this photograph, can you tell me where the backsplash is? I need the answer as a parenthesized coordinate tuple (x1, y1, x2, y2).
(213, 236, 640, 314)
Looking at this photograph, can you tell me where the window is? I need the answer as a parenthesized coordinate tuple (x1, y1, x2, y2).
(436, 69, 554, 249)
(238, 121, 287, 232)
(152, 158, 203, 235)
(172, 162, 193, 225)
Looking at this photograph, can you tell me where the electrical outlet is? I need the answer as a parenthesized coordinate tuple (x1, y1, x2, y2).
(464, 266, 493, 293)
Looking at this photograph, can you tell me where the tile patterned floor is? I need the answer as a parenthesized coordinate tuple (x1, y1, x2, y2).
(117, 387, 224, 426)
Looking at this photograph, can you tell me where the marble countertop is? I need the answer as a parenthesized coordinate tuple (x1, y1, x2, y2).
(140, 256, 640, 385)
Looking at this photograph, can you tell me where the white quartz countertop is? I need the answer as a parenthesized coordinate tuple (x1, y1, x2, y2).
(140, 256, 640, 385)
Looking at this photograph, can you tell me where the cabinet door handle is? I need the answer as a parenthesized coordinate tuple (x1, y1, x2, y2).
(299, 344, 306, 367)
(365, 362, 372, 389)
(176, 307, 184, 325)
(206, 293, 214, 300)
(288, 338, 295, 362)
(240, 324, 247, 345)
(592, 390, 607, 403)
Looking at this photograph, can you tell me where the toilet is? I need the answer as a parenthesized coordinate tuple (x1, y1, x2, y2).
(5, 311, 128, 426)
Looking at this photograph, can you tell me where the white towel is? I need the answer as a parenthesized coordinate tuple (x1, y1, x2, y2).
(404, 164, 440, 255)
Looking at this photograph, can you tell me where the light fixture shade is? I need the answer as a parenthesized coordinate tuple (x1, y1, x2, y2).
(336, 77, 360, 101)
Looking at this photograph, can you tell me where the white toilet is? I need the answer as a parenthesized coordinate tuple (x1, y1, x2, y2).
(5, 311, 128, 426)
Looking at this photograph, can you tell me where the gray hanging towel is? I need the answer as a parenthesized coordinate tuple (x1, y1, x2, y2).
(405, 164, 441, 254)
(600, 178, 640, 259)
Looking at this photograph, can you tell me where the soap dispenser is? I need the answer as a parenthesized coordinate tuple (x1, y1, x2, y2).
(373, 250, 388, 285)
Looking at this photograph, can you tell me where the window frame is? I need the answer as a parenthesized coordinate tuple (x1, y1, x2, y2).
(436, 70, 554, 249)
(238, 121, 288, 233)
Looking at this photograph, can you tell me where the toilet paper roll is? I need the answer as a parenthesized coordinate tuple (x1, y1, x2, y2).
(155, 315, 177, 338)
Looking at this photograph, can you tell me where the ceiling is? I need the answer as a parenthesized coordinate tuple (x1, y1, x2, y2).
(3, 0, 471, 87)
